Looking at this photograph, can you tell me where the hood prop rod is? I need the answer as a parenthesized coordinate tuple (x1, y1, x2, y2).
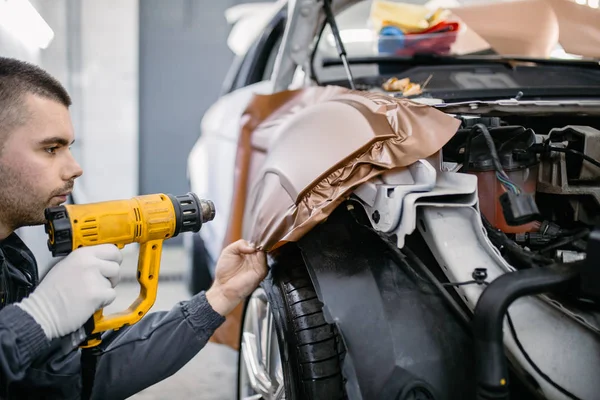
(472, 262, 582, 400)
(322, 0, 355, 90)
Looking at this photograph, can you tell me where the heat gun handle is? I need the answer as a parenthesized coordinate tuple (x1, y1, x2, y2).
(87, 239, 164, 338)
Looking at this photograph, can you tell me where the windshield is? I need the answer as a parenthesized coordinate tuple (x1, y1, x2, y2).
(316, 0, 599, 60)
(312, 0, 600, 98)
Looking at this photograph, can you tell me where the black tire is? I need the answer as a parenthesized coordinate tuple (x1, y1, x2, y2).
(239, 245, 347, 400)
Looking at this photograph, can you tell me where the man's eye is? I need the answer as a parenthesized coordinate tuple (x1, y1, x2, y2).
(45, 146, 58, 154)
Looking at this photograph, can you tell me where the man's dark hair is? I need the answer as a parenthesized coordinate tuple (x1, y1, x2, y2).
(0, 57, 71, 142)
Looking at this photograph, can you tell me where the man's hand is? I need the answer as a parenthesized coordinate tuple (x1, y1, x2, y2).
(16, 244, 122, 340)
(206, 240, 267, 316)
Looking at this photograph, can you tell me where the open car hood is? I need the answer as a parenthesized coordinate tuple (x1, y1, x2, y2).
(450, 0, 600, 59)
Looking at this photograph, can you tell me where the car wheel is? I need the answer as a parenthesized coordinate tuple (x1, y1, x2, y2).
(184, 232, 213, 295)
(238, 248, 347, 400)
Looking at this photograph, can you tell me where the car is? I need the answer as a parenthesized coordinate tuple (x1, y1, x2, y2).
(184, 1, 288, 294)
(186, 0, 600, 399)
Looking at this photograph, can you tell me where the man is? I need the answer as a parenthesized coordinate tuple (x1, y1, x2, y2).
(0, 57, 267, 399)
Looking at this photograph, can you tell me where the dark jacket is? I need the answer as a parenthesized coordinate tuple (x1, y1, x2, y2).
(0, 233, 225, 399)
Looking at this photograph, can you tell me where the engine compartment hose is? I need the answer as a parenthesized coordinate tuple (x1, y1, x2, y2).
(472, 263, 582, 400)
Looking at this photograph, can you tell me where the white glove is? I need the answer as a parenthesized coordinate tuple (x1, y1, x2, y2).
(16, 244, 122, 340)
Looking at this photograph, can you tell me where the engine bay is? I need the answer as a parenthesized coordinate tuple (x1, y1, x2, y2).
(443, 112, 600, 299)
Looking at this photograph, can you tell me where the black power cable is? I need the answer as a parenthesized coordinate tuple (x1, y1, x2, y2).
(544, 146, 600, 170)
(441, 277, 582, 400)
(475, 124, 508, 179)
(345, 203, 474, 332)
(442, 280, 481, 287)
(529, 141, 600, 171)
(481, 215, 553, 267)
(464, 124, 541, 225)
(382, 241, 473, 331)
(472, 263, 581, 400)
(538, 229, 590, 255)
(463, 124, 522, 194)
(351, 200, 583, 398)
(505, 311, 581, 400)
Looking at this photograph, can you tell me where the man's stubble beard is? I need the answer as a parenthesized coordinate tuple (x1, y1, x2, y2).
(0, 163, 48, 230)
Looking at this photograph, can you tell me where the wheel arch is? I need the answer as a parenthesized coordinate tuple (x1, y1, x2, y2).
(295, 203, 476, 400)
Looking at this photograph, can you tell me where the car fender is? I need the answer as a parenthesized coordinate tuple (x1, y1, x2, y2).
(187, 80, 274, 261)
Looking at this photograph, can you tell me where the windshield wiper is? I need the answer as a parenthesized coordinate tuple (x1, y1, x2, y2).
(322, 54, 600, 70)
(458, 54, 600, 68)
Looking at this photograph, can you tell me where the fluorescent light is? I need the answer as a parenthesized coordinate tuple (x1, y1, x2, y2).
(0, 0, 54, 50)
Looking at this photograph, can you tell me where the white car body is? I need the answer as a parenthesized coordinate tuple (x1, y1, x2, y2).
(187, 1, 600, 399)
(187, 80, 274, 267)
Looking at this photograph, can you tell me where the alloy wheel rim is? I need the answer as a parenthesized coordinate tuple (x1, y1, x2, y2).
(239, 288, 285, 400)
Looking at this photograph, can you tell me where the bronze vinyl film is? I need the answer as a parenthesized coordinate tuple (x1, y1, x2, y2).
(240, 87, 461, 251)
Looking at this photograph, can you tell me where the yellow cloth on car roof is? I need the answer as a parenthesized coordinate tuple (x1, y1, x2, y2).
(369, 0, 450, 33)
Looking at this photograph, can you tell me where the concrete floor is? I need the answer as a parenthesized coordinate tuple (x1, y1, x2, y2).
(103, 244, 238, 400)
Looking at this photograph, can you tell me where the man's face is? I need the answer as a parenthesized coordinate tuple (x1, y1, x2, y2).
(0, 94, 83, 230)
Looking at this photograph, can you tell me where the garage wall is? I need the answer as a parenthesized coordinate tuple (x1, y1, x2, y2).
(38, 0, 139, 204)
(4, 0, 246, 255)
(1, 1, 49, 275)
(3, 0, 140, 276)
(138, 0, 241, 198)
(74, 0, 139, 203)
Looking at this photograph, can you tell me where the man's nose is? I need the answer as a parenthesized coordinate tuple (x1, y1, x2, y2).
(63, 152, 83, 180)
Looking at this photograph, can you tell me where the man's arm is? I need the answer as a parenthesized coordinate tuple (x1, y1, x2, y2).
(9, 291, 223, 400)
(92, 239, 266, 399)
(0, 242, 121, 398)
(0, 305, 50, 389)
(14, 240, 265, 399)
(91, 291, 224, 399)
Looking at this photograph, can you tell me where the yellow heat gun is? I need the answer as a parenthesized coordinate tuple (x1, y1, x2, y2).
(43, 192, 215, 347)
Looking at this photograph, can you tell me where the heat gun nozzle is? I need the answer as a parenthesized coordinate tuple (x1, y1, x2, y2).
(199, 199, 216, 222)
(169, 192, 215, 235)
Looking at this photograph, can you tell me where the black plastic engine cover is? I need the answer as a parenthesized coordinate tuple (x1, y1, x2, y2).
(297, 205, 475, 400)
